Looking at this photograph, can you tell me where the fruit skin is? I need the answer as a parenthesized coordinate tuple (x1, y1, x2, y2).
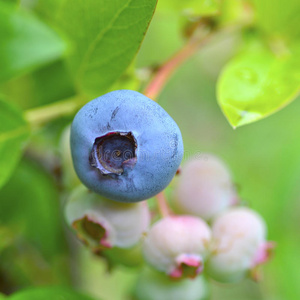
(206, 207, 271, 283)
(174, 154, 237, 220)
(71, 89, 184, 202)
(142, 215, 211, 279)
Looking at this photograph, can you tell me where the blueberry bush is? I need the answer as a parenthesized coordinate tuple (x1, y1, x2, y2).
(0, 0, 300, 299)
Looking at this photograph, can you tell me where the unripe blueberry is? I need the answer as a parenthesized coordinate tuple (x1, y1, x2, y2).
(70, 90, 184, 202)
(65, 185, 150, 250)
(143, 215, 211, 279)
(174, 154, 237, 220)
(206, 207, 273, 283)
(133, 267, 209, 300)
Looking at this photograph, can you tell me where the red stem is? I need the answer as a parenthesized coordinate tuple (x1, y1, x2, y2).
(143, 32, 212, 101)
(156, 191, 171, 218)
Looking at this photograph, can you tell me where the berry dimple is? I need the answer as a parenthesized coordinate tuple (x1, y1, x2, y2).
(89, 131, 137, 176)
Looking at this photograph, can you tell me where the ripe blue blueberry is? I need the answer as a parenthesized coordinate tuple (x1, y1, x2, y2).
(70, 90, 184, 202)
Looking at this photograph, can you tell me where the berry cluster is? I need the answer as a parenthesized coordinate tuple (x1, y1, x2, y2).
(65, 90, 273, 300)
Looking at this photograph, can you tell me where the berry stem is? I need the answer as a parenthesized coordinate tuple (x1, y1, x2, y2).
(143, 26, 214, 101)
(156, 191, 172, 218)
(24, 95, 87, 126)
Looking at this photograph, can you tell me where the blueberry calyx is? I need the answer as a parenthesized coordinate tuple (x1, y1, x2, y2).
(81, 216, 105, 241)
(89, 131, 137, 176)
(72, 215, 111, 249)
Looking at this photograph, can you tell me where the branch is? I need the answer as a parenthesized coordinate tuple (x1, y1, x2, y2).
(25, 95, 87, 126)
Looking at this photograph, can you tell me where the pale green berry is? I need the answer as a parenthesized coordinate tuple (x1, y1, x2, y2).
(65, 185, 150, 250)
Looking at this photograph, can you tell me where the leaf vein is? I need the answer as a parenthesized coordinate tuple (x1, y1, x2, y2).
(76, 0, 134, 81)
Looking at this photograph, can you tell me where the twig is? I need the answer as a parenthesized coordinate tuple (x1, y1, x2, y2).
(24, 95, 87, 126)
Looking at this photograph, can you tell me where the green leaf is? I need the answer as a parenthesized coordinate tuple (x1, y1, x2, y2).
(0, 159, 69, 286)
(0, 226, 14, 252)
(0, 2, 66, 83)
(217, 43, 300, 128)
(0, 98, 29, 189)
(36, 0, 157, 95)
(0, 159, 65, 259)
(1, 60, 76, 110)
(9, 286, 96, 300)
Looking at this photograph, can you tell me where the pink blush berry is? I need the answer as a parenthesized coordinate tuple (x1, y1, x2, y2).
(174, 154, 237, 220)
(206, 207, 272, 283)
(142, 215, 211, 279)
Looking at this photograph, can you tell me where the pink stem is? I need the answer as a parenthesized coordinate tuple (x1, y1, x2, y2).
(156, 191, 172, 218)
(143, 32, 212, 101)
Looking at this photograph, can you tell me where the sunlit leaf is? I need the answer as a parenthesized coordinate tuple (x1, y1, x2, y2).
(36, 0, 157, 95)
(0, 2, 66, 83)
(0, 98, 29, 189)
(217, 43, 300, 128)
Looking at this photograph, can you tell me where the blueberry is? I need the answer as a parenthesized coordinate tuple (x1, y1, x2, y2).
(70, 90, 184, 202)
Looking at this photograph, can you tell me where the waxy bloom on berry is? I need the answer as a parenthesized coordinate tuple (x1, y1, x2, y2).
(206, 207, 274, 283)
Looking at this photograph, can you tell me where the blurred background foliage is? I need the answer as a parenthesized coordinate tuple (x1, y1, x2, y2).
(0, 0, 299, 299)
